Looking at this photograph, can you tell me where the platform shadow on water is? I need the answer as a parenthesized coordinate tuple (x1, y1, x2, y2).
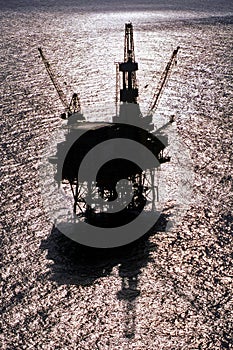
(40, 213, 170, 339)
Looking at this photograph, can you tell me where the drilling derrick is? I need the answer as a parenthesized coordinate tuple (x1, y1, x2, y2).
(114, 23, 150, 129)
(120, 22, 138, 103)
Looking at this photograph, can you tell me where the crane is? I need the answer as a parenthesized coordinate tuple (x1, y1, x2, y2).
(38, 47, 81, 119)
(146, 46, 180, 118)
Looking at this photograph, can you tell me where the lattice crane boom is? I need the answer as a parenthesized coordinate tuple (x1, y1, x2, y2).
(147, 46, 180, 116)
(38, 47, 81, 117)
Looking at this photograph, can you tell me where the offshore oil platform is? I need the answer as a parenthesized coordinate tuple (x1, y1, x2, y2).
(39, 23, 179, 227)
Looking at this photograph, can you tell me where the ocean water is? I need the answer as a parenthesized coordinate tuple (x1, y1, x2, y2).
(1, 1, 233, 349)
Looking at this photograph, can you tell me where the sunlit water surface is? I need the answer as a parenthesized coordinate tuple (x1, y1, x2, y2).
(1, 1, 233, 349)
